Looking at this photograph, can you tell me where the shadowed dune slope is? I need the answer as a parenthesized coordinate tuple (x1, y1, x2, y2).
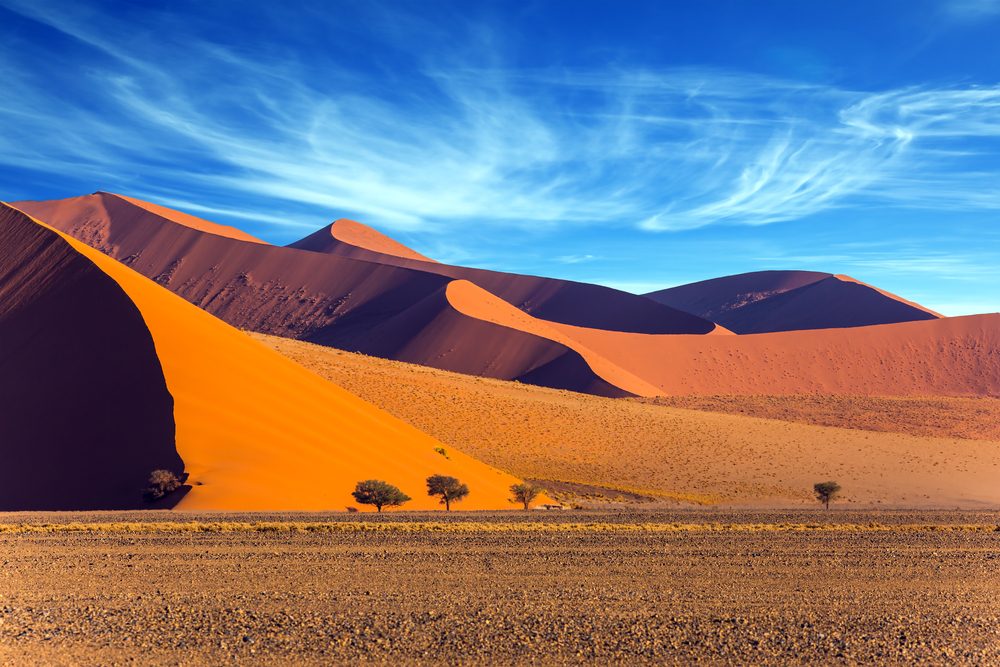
(646, 270, 940, 333)
(0, 204, 522, 511)
(0, 205, 180, 510)
(547, 314, 1000, 396)
(320, 279, 629, 397)
(287, 219, 715, 334)
(252, 333, 1000, 508)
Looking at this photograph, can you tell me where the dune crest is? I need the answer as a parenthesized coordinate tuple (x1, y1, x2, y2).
(0, 203, 523, 511)
(289, 218, 437, 262)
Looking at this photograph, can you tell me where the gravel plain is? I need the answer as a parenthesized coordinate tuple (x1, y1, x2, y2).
(1, 510, 999, 665)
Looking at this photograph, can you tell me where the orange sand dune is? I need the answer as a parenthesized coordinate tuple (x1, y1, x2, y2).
(0, 203, 522, 511)
(445, 280, 661, 396)
(110, 192, 267, 244)
(290, 218, 437, 262)
(254, 333, 1000, 508)
(544, 315, 1000, 396)
(440, 280, 997, 398)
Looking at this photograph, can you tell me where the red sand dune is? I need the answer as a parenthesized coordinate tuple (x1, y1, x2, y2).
(0, 203, 523, 511)
(14, 194, 995, 401)
(646, 270, 941, 333)
(11, 193, 703, 393)
(544, 314, 1000, 396)
(111, 192, 267, 244)
(286, 218, 714, 334)
(435, 279, 1000, 398)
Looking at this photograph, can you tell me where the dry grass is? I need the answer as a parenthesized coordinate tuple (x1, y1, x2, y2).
(251, 333, 1000, 508)
(2, 520, 998, 534)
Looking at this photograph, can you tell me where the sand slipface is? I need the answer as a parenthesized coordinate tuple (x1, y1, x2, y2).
(646, 270, 941, 333)
(0, 205, 180, 510)
(0, 204, 524, 511)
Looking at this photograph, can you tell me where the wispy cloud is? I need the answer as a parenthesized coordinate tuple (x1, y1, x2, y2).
(2, 0, 1000, 240)
(555, 254, 597, 264)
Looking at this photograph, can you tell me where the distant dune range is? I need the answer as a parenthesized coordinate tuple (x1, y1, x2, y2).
(0, 203, 523, 511)
(14, 193, 997, 399)
(253, 333, 1000, 508)
(646, 270, 942, 333)
(13, 193, 713, 397)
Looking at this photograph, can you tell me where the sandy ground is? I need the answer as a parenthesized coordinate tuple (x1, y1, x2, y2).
(646, 394, 1000, 441)
(252, 333, 1000, 508)
(1, 510, 998, 665)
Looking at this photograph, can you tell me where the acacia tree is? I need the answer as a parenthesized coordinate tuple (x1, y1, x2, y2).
(813, 481, 841, 510)
(145, 469, 181, 501)
(352, 480, 411, 512)
(510, 482, 544, 510)
(426, 474, 469, 511)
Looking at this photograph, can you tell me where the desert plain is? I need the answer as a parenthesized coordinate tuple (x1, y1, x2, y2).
(2, 510, 999, 665)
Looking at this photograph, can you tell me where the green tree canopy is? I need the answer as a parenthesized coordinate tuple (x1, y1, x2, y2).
(813, 481, 841, 510)
(509, 482, 544, 510)
(426, 474, 469, 511)
(352, 479, 411, 512)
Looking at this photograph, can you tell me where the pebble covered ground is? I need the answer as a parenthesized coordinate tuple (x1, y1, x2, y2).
(1, 510, 999, 665)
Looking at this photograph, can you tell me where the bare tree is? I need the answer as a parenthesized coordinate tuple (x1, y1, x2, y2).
(813, 481, 841, 510)
(351, 480, 411, 512)
(426, 474, 469, 511)
(509, 482, 544, 510)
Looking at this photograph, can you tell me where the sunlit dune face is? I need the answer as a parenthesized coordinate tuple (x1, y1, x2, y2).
(330, 218, 437, 262)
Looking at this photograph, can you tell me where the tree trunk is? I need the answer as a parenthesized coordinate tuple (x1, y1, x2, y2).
(445, 497, 451, 511)
(377, 505, 383, 512)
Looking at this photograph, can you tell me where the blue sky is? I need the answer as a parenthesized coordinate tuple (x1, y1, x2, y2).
(1, 0, 999, 315)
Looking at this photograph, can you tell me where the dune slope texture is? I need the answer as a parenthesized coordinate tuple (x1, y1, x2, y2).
(646, 270, 941, 333)
(0, 204, 521, 511)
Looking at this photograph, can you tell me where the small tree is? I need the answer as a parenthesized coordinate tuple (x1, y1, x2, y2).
(351, 480, 411, 512)
(145, 469, 181, 501)
(813, 481, 841, 510)
(426, 474, 469, 511)
(510, 482, 544, 510)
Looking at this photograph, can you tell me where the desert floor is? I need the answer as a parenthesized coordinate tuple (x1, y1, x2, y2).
(252, 333, 1000, 508)
(2, 510, 999, 665)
